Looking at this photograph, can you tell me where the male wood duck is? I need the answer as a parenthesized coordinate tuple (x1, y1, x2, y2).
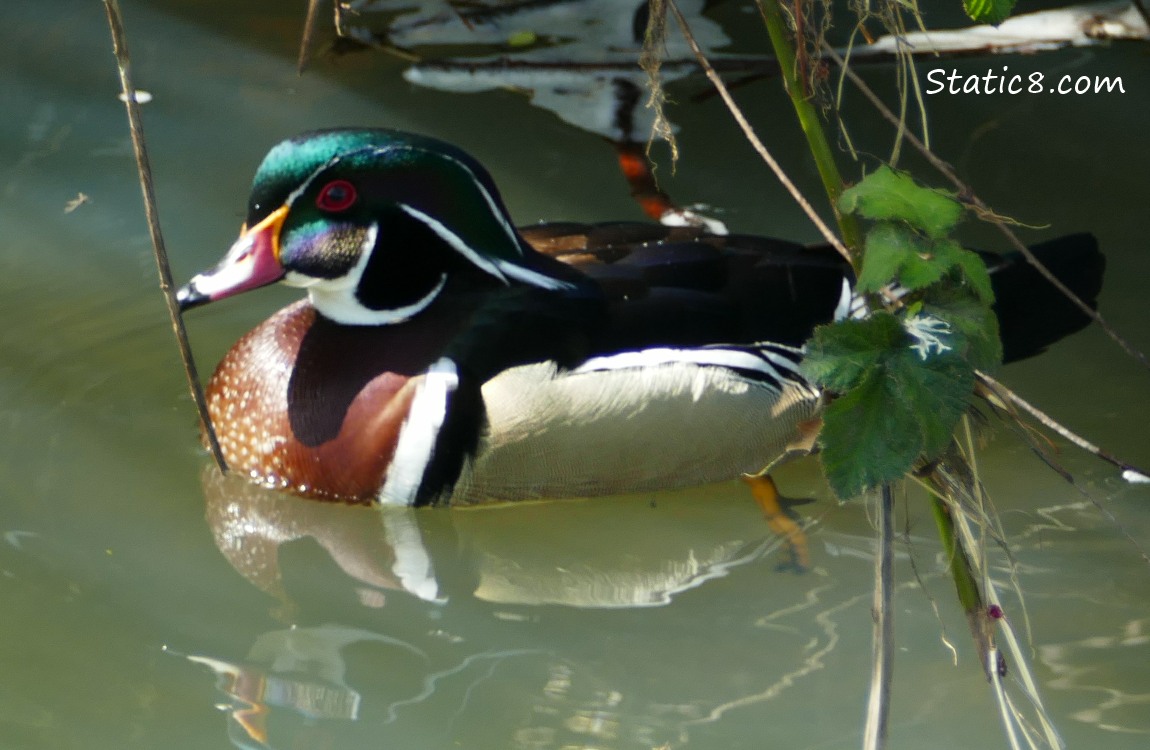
(178, 128, 1104, 509)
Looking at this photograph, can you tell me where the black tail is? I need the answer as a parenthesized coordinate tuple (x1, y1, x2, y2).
(987, 233, 1104, 363)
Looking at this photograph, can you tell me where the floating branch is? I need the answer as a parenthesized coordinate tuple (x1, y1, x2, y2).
(856, 1, 1148, 57)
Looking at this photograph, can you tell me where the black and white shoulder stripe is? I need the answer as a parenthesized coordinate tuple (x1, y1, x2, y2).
(573, 342, 815, 395)
(380, 357, 486, 508)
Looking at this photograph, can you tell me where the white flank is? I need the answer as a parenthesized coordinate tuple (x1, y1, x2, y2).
(451, 353, 823, 503)
(398, 204, 574, 292)
(379, 358, 459, 506)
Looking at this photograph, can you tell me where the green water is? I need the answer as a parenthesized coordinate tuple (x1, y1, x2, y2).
(1, 1, 1148, 748)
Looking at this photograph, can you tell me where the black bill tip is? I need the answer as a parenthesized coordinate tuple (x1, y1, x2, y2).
(176, 281, 210, 313)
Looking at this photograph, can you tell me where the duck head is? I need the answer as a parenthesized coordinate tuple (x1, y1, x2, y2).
(178, 128, 581, 325)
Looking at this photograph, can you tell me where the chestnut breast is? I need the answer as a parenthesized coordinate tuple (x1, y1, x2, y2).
(205, 300, 460, 502)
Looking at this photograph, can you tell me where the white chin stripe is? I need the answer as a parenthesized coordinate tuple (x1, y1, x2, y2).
(380, 358, 459, 505)
(311, 272, 447, 325)
(306, 222, 448, 325)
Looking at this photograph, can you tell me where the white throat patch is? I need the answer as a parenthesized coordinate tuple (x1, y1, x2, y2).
(300, 222, 447, 325)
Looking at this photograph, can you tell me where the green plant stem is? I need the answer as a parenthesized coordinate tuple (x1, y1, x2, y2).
(929, 490, 982, 615)
(757, 0, 862, 259)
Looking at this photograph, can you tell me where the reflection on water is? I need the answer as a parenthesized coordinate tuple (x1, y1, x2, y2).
(2, 0, 1149, 748)
(1041, 617, 1150, 736)
(190, 469, 1150, 748)
(202, 467, 784, 611)
(193, 468, 876, 749)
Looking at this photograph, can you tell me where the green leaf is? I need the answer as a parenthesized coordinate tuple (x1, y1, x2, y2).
(819, 369, 923, 498)
(838, 166, 964, 239)
(858, 226, 983, 296)
(801, 313, 906, 391)
(953, 248, 995, 303)
(887, 349, 974, 459)
(857, 223, 922, 294)
(898, 237, 958, 290)
(964, 0, 1016, 25)
(810, 309, 981, 497)
(922, 287, 1003, 372)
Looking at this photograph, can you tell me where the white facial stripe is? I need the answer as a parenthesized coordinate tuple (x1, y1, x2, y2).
(285, 151, 351, 208)
(397, 204, 573, 292)
(380, 358, 459, 506)
(427, 149, 523, 254)
(368, 144, 527, 257)
(317, 143, 525, 256)
(398, 204, 507, 284)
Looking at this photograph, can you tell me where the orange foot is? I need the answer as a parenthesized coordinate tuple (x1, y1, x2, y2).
(743, 475, 810, 572)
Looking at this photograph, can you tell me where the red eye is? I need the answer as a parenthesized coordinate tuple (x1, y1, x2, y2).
(316, 180, 357, 212)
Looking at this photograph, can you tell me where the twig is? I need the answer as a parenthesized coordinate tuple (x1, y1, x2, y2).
(976, 371, 1150, 483)
(298, 0, 325, 74)
(663, 0, 853, 265)
(980, 376, 1150, 566)
(103, 0, 229, 474)
(822, 41, 1150, 373)
(863, 483, 894, 750)
(1136, 0, 1150, 31)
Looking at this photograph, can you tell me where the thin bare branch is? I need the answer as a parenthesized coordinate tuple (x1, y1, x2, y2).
(103, 0, 229, 474)
(822, 41, 1150, 373)
(976, 372, 1150, 483)
(664, 0, 853, 264)
(298, 0, 326, 74)
(978, 374, 1150, 566)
